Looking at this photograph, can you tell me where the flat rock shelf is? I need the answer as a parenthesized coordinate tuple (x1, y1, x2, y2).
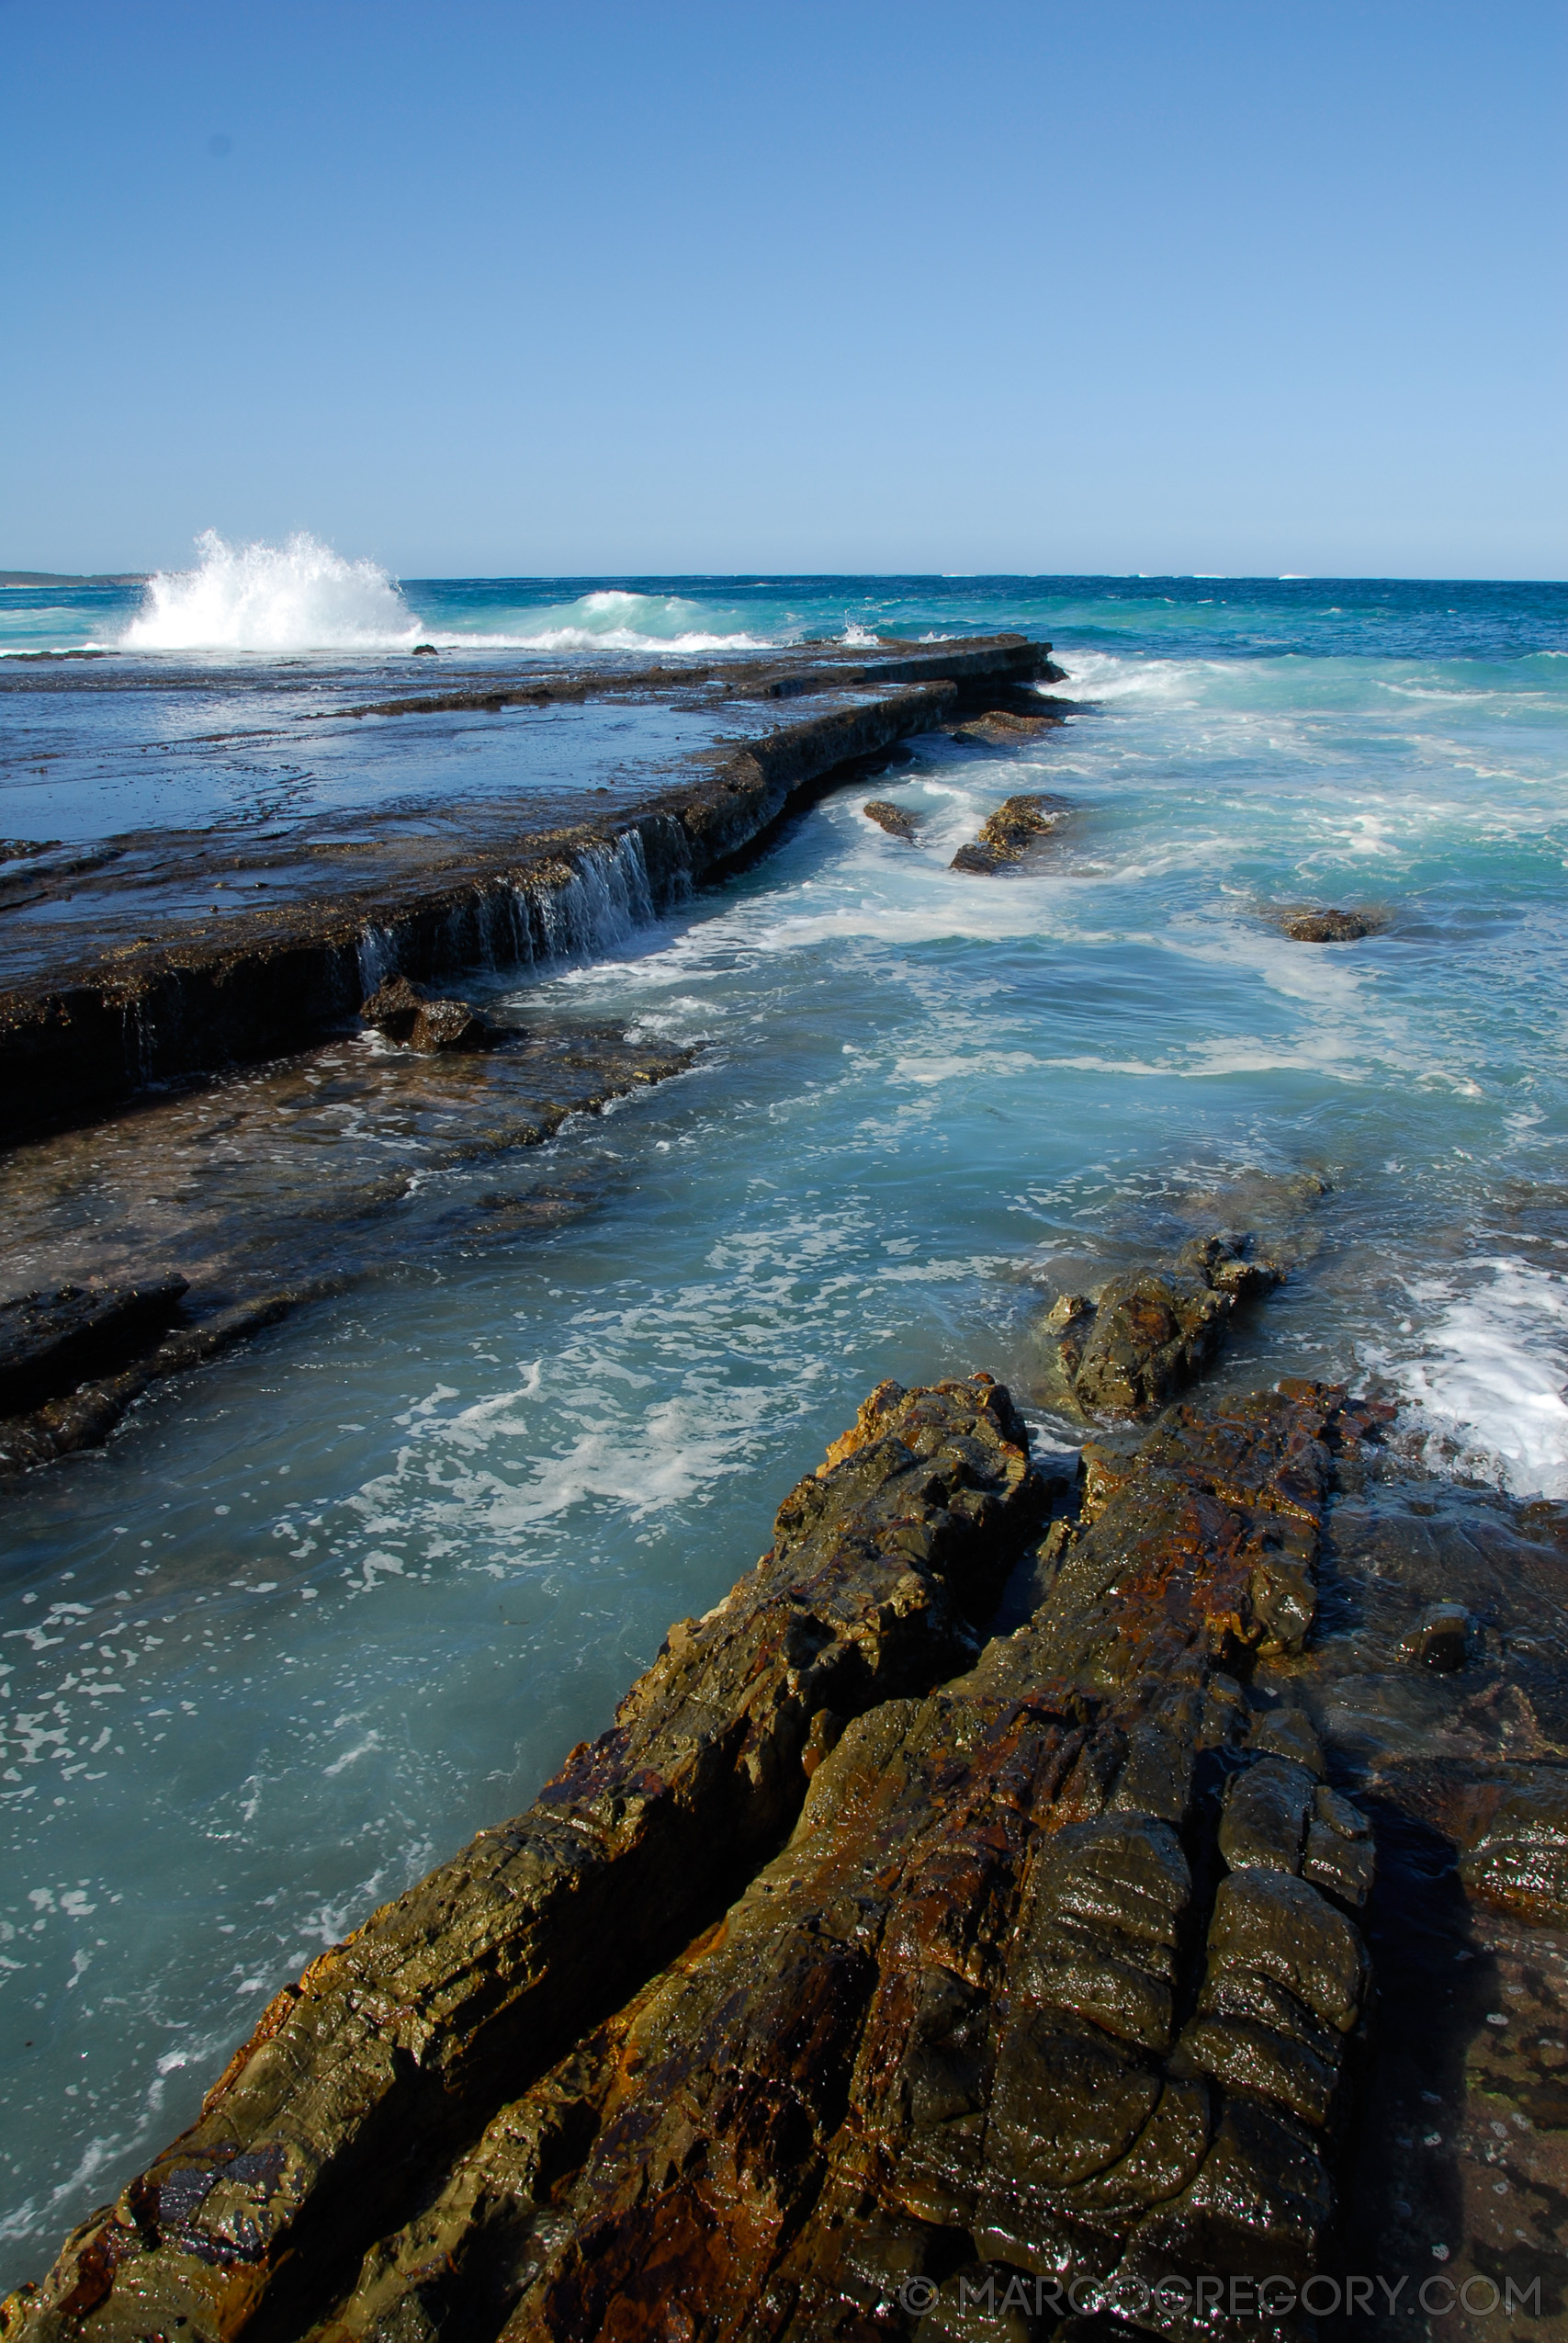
(0, 638, 1057, 1140)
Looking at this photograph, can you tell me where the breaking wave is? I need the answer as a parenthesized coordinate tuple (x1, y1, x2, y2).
(122, 531, 421, 652)
(119, 553, 779, 656)
(437, 588, 777, 654)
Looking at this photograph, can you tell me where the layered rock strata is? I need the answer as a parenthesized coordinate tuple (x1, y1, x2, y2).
(10, 1370, 1568, 2340)
(0, 1285, 300, 1477)
(0, 1026, 695, 1477)
(2, 1375, 1046, 2339)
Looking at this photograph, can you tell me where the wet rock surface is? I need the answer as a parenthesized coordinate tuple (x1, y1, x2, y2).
(360, 976, 491, 1050)
(950, 795, 1072, 875)
(359, 975, 427, 1037)
(1, 1373, 1044, 2340)
(0, 1286, 304, 1477)
(408, 997, 489, 1053)
(9, 1358, 1568, 2340)
(1039, 1234, 1284, 1420)
(1281, 910, 1379, 944)
(864, 800, 922, 843)
(0, 637, 1055, 1138)
(0, 1016, 694, 1479)
(0, 1275, 188, 1416)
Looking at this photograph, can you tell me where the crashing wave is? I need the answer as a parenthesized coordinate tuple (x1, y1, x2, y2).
(122, 530, 419, 652)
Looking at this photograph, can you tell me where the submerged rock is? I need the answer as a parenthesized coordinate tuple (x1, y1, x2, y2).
(1283, 909, 1377, 943)
(950, 794, 1071, 875)
(0, 1276, 188, 1418)
(0, 1289, 303, 1477)
(863, 798, 920, 842)
(1041, 1232, 1283, 1419)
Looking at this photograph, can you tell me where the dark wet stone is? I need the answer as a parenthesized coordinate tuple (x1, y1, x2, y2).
(411, 643, 438, 655)
(1041, 1232, 1283, 1420)
(0, 1289, 303, 1478)
(1458, 1781, 1568, 1926)
(0, 1276, 188, 1417)
(950, 793, 1071, 874)
(1283, 908, 1376, 942)
(408, 999, 488, 1053)
(863, 798, 920, 841)
(915, 2262, 1055, 2339)
(5, 1375, 1042, 2340)
(0, 1024, 697, 1484)
(1400, 1599, 1472, 1671)
(21, 1367, 1568, 2338)
(360, 975, 427, 1037)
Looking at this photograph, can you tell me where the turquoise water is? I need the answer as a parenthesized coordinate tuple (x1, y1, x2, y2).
(1, 562, 1567, 2284)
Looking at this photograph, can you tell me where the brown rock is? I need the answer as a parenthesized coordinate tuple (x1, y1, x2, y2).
(359, 974, 426, 1037)
(1041, 1233, 1283, 1420)
(863, 798, 920, 841)
(1283, 909, 1376, 943)
(18, 1367, 1568, 2337)
(950, 794, 1071, 874)
(3, 1375, 1043, 2342)
(409, 999, 489, 1053)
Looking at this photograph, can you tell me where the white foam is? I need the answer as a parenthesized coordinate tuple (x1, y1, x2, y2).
(111, 549, 791, 658)
(1382, 1258, 1568, 1497)
(419, 587, 781, 656)
(122, 531, 420, 652)
(428, 623, 774, 654)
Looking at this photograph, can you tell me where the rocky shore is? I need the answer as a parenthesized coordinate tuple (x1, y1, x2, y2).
(0, 634, 1077, 1481)
(0, 638, 1061, 1140)
(7, 1278, 1566, 2339)
(6, 622, 1565, 2342)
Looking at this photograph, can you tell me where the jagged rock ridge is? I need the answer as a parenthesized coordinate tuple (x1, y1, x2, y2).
(7, 1362, 1568, 2340)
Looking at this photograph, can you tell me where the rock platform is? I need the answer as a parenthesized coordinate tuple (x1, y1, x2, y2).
(7, 1356, 1567, 2342)
(0, 639, 1059, 1141)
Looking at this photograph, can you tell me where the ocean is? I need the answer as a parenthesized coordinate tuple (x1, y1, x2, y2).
(1, 544, 1566, 2283)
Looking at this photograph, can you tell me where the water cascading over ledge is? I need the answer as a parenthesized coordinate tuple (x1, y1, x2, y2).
(0, 639, 1054, 1139)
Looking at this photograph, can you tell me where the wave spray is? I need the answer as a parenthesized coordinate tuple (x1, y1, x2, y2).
(122, 530, 419, 652)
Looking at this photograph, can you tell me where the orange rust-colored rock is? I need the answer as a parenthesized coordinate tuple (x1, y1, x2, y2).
(11, 1375, 1568, 2340)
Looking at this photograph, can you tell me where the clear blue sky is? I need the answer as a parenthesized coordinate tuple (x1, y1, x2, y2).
(2, 0, 1562, 578)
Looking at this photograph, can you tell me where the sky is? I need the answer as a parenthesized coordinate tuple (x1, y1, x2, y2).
(1, 0, 1563, 579)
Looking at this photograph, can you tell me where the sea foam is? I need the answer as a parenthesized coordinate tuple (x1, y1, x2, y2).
(123, 530, 419, 653)
(1384, 1258, 1568, 1498)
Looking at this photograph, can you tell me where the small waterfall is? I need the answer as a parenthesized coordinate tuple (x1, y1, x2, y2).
(632, 812, 694, 910)
(357, 926, 398, 995)
(350, 826, 674, 1004)
(525, 832, 658, 967)
(127, 990, 156, 1082)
